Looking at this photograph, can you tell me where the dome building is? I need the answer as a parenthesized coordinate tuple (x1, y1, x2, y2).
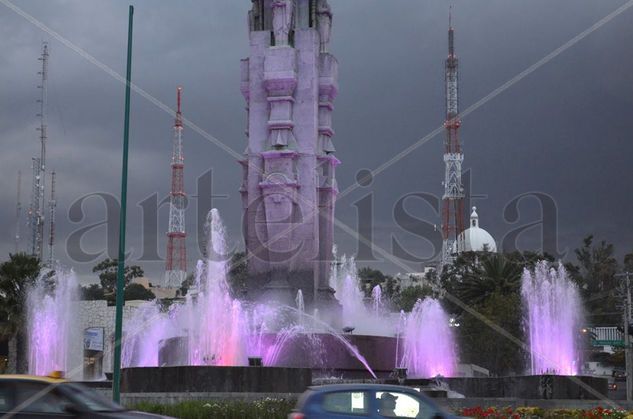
(455, 207, 497, 254)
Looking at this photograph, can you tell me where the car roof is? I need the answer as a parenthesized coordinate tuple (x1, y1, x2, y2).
(0, 375, 67, 384)
(308, 383, 427, 395)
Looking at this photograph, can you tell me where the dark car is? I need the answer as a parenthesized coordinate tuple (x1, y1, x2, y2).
(288, 383, 460, 419)
(0, 374, 172, 418)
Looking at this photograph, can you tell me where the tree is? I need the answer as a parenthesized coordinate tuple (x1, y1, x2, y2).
(124, 283, 155, 301)
(440, 251, 482, 304)
(179, 272, 195, 297)
(382, 276, 400, 300)
(505, 250, 554, 269)
(0, 253, 41, 373)
(566, 235, 619, 326)
(440, 251, 546, 375)
(92, 259, 144, 294)
(358, 267, 387, 296)
(458, 291, 525, 376)
(568, 235, 618, 293)
(81, 284, 105, 301)
(356, 267, 402, 301)
(453, 254, 523, 307)
(395, 284, 436, 312)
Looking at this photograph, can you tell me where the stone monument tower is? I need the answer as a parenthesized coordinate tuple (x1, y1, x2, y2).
(240, 0, 339, 306)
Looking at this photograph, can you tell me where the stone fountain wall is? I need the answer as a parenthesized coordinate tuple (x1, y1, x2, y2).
(121, 366, 311, 393)
(77, 300, 141, 375)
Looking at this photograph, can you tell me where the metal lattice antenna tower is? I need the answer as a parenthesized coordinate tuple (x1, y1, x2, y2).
(441, 10, 465, 267)
(28, 42, 49, 259)
(47, 171, 56, 267)
(165, 87, 187, 288)
(14, 171, 22, 253)
(28, 158, 40, 257)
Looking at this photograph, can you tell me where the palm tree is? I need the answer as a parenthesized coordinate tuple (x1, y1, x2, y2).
(454, 254, 523, 307)
(0, 253, 41, 373)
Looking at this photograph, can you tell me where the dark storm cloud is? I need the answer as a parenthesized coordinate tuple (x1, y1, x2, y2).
(1, 0, 632, 283)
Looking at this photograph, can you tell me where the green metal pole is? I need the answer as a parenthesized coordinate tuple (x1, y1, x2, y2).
(113, 4, 134, 404)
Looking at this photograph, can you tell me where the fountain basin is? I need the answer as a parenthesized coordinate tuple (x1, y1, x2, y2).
(399, 375, 608, 400)
(121, 365, 311, 393)
(264, 333, 401, 378)
(157, 334, 402, 379)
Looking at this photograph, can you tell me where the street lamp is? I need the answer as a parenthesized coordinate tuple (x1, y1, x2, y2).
(112, 5, 134, 403)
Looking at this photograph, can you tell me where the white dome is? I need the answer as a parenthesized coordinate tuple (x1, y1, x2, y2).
(456, 207, 497, 253)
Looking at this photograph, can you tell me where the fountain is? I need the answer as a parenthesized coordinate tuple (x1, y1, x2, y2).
(27, 268, 82, 378)
(123, 210, 251, 368)
(24, 208, 461, 390)
(295, 289, 304, 313)
(371, 285, 384, 315)
(120, 210, 397, 379)
(330, 255, 395, 337)
(25, 220, 607, 398)
(522, 261, 583, 375)
(400, 298, 456, 378)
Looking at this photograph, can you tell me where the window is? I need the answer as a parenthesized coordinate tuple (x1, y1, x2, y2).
(0, 382, 13, 412)
(375, 391, 435, 419)
(62, 383, 124, 412)
(14, 382, 68, 413)
(322, 391, 368, 415)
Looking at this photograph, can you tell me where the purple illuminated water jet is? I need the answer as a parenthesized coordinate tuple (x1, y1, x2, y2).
(122, 210, 381, 378)
(27, 268, 81, 377)
(371, 285, 384, 315)
(123, 209, 250, 367)
(26, 210, 460, 380)
(188, 210, 249, 366)
(522, 261, 583, 375)
(400, 298, 456, 378)
(330, 256, 392, 336)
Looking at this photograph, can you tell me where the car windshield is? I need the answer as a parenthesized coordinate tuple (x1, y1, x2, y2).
(61, 383, 125, 412)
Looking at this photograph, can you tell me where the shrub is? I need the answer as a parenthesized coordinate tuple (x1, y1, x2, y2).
(131, 398, 295, 419)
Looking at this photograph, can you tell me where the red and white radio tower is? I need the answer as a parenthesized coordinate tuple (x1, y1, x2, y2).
(441, 11, 465, 267)
(47, 171, 56, 267)
(165, 87, 187, 288)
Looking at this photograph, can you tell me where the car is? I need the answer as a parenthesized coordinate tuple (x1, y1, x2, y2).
(0, 373, 173, 418)
(288, 383, 460, 419)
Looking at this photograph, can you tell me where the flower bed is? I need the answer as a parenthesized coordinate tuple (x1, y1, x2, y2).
(132, 401, 633, 419)
(458, 406, 631, 419)
(131, 398, 295, 419)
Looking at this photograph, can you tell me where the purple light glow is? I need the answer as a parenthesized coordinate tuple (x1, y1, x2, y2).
(522, 261, 583, 375)
(120, 210, 380, 378)
(122, 210, 251, 368)
(400, 298, 456, 378)
(27, 269, 81, 377)
(20, 209, 458, 380)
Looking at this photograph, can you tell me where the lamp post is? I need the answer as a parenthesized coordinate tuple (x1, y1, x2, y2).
(112, 4, 134, 403)
(617, 272, 633, 401)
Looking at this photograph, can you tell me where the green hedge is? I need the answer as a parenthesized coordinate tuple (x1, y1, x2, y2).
(131, 399, 295, 419)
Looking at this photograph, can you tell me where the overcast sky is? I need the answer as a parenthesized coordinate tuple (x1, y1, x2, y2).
(1, 0, 632, 284)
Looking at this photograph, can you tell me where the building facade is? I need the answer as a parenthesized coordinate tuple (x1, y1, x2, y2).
(240, 0, 339, 306)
